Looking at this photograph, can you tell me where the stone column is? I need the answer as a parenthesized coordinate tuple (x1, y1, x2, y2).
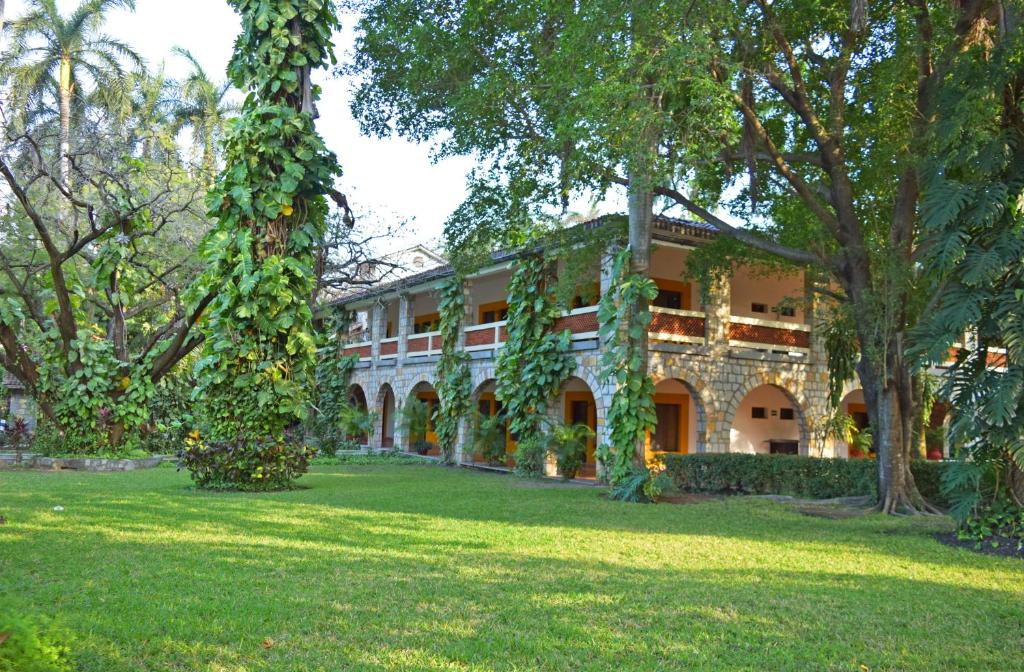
(370, 301, 386, 362)
(396, 293, 413, 363)
(704, 273, 731, 352)
(369, 383, 384, 452)
(455, 279, 475, 463)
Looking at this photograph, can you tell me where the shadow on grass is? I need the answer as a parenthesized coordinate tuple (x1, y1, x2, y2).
(1, 464, 1021, 671)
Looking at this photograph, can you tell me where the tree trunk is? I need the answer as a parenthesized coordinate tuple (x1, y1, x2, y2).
(59, 55, 73, 189)
(627, 175, 653, 470)
(856, 352, 937, 514)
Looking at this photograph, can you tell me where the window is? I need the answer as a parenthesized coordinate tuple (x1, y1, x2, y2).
(413, 314, 440, 333)
(653, 289, 683, 310)
(751, 407, 767, 419)
(778, 305, 796, 318)
(780, 408, 795, 420)
(751, 303, 768, 314)
(478, 301, 509, 324)
(572, 282, 601, 309)
(413, 255, 425, 269)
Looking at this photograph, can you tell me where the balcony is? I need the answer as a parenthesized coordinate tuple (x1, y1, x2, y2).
(649, 307, 706, 345)
(407, 331, 442, 357)
(728, 316, 810, 354)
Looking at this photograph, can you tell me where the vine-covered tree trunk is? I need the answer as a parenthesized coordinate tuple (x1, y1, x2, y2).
(627, 178, 653, 470)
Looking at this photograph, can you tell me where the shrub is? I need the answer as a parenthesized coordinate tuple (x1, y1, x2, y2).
(0, 611, 72, 672)
(472, 413, 507, 465)
(547, 422, 593, 480)
(608, 464, 671, 503)
(661, 453, 950, 503)
(178, 433, 314, 491)
(661, 453, 877, 499)
(513, 435, 547, 478)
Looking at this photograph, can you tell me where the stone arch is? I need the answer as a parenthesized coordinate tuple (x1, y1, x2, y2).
(348, 383, 368, 410)
(404, 380, 440, 455)
(724, 373, 811, 455)
(650, 372, 711, 454)
(376, 382, 397, 449)
(558, 375, 602, 478)
(565, 359, 609, 441)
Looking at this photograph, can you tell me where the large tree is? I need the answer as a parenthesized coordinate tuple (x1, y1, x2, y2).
(0, 111, 214, 451)
(916, 2, 1024, 514)
(1, 0, 142, 186)
(189, 0, 351, 450)
(349, 0, 1000, 511)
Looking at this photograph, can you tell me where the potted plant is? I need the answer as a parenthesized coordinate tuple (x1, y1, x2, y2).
(400, 400, 431, 455)
(473, 413, 507, 465)
(548, 422, 594, 480)
(849, 426, 873, 459)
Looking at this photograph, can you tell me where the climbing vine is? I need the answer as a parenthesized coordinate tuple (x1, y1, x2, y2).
(435, 276, 472, 464)
(191, 0, 342, 453)
(495, 252, 576, 473)
(596, 247, 659, 484)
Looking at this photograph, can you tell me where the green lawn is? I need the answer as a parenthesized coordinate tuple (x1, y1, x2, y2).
(1, 462, 1022, 671)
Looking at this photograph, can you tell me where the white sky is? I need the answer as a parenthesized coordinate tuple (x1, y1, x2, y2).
(4, 1, 743, 256)
(4, 0, 481, 253)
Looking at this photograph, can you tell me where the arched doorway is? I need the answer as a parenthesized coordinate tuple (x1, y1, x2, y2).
(729, 384, 807, 455)
(347, 384, 369, 444)
(838, 389, 870, 458)
(468, 379, 515, 466)
(406, 381, 439, 455)
(648, 378, 706, 458)
(561, 377, 598, 478)
(377, 383, 396, 449)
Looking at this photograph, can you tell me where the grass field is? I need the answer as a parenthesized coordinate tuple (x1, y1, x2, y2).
(1, 461, 1022, 671)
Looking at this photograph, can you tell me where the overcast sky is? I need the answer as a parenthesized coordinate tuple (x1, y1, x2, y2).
(4, 0, 481, 252)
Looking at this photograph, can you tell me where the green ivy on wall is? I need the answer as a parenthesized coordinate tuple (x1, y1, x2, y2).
(191, 0, 342, 445)
(435, 276, 472, 464)
(495, 252, 576, 474)
(596, 247, 659, 484)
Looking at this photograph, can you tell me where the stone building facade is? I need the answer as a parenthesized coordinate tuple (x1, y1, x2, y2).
(334, 217, 838, 475)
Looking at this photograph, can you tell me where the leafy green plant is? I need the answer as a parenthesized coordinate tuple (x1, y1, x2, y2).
(512, 434, 547, 478)
(178, 431, 314, 491)
(596, 247, 659, 484)
(548, 422, 593, 480)
(190, 0, 343, 445)
(0, 610, 72, 672)
(184, 0, 345, 491)
(400, 399, 431, 455)
(472, 413, 507, 466)
(608, 464, 670, 503)
(495, 252, 575, 461)
(850, 426, 874, 459)
(435, 277, 472, 463)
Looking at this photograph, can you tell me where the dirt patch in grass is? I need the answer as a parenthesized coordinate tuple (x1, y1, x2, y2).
(935, 532, 1024, 561)
(657, 493, 722, 505)
(795, 504, 872, 520)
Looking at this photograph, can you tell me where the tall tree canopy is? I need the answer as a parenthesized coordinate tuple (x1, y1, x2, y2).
(916, 2, 1024, 514)
(190, 0, 349, 447)
(0, 0, 142, 184)
(350, 0, 1001, 511)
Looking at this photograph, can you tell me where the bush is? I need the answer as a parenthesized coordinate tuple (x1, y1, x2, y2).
(661, 453, 877, 499)
(178, 434, 314, 491)
(661, 453, 950, 503)
(472, 414, 507, 466)
(513, 435, 547, 478)
(0, 611, 72, 672)
(608, 464, 671, 503)
(547, 422, 593, 480)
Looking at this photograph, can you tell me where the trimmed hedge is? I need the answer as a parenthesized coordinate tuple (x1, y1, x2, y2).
(660, 453, 948, 505)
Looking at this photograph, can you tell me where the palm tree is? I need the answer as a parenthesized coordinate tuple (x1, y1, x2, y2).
(172, 47, 236, 181)
(0, 0, 142, 186)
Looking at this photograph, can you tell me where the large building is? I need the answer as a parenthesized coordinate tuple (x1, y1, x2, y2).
(331, 216, 915, 476)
